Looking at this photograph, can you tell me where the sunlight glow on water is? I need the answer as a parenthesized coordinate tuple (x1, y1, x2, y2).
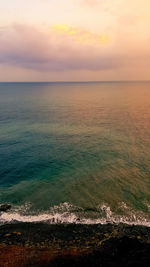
(0, 82, 150, 223)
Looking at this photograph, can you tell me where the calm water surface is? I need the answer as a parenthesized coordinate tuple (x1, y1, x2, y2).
(0, 82, 150, 224)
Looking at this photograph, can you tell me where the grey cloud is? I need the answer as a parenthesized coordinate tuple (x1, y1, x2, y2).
(0, 24, 122, 71)
(0, 24, 149, 73)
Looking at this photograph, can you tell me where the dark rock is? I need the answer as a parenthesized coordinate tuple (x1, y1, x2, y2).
(0, 204, 11, 212)
(0, 223, 150, 266)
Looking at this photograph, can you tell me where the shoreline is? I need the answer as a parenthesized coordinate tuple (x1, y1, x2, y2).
(0, 222, 150, 266)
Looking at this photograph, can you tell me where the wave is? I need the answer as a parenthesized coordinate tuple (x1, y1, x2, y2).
(0, 202, 150, 227)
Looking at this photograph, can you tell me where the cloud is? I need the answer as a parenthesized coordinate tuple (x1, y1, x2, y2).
(0, 23, 149, 76)
(52, 24, 111, 45)
(0, 24, 119, 71)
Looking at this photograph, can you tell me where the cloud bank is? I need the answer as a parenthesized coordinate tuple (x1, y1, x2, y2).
(0, 23, 149, 81)
(0, 24, 118, 71)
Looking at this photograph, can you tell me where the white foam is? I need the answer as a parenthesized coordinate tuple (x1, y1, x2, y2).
(0, 202, 150, 227)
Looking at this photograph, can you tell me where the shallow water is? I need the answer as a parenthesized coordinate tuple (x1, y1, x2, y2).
(0, 82, 150, 224)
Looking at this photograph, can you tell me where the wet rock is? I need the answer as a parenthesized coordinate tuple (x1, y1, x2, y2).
(0, 204, 11, 212)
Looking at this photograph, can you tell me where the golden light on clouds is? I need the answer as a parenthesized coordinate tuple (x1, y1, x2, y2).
(52, 24, 111, 45)
(0, 0, 150, 81)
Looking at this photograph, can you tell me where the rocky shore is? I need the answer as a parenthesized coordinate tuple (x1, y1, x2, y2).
(0, 223, 150, 266)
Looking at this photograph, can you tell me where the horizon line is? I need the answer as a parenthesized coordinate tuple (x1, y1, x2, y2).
(0, 80, 150, 83)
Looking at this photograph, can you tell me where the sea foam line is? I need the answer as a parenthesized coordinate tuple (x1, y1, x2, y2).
(0, 202, 150, 227)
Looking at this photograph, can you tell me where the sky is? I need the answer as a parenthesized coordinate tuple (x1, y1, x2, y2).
(0, 0, 150, 81)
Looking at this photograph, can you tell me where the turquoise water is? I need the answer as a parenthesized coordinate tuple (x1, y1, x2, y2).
(0, 82, 150, 224)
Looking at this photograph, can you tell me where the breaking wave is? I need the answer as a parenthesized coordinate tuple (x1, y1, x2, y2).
(0, 202, 150, 227)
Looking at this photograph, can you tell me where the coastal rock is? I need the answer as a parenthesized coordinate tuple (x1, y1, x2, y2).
(0, 204, 11, 212)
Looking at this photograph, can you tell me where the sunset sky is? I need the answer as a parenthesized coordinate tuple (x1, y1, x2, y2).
(0, 0, 150, 81)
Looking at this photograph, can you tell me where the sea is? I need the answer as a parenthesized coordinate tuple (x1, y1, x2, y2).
(0, 81, 150, 225)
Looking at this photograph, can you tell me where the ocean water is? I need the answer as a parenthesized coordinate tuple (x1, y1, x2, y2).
(0, 81, 150, 225)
